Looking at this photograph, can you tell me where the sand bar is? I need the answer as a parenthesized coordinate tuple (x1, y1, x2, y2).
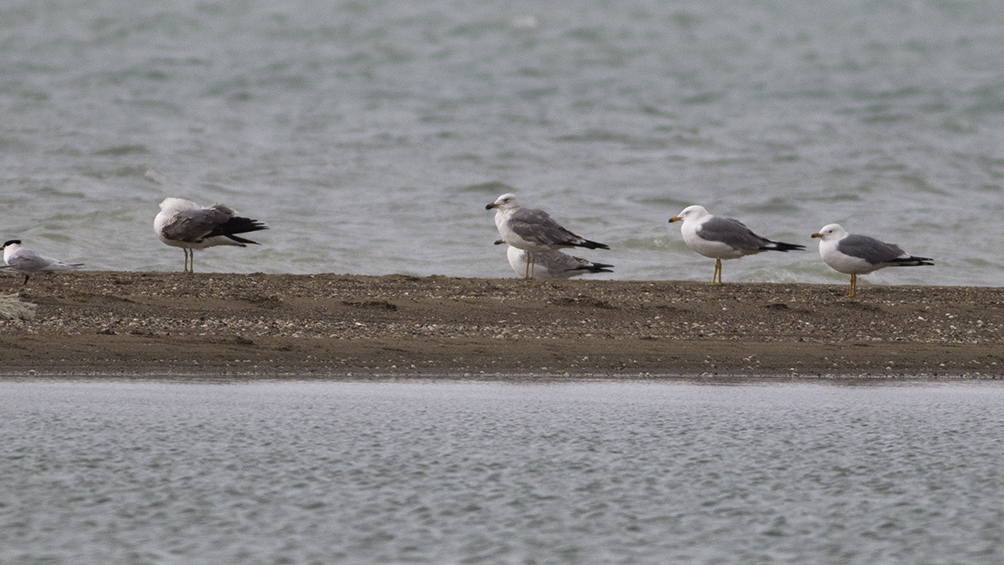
(1, 272, 1002, 379)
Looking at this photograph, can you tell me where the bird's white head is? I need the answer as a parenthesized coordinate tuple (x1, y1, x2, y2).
(486, 193, 520, 211)
(159, 197, 198, 212)
(2, 239, 21, 250)
(669, 205, 709, 224)
(811, 223, 846, 241)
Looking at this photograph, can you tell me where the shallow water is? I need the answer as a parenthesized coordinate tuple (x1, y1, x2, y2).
(1, 0, 1003, 285)
(2, 380, 1003, 564)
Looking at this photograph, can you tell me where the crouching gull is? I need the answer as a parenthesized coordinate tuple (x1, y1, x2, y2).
(486, 193, 609, 279)
(494, 239, 613, 279)
(154, 197, 268, 273)
(669, 205, 804, 284)
(811, 223, 933, 297)
(2, 240, 83, 285)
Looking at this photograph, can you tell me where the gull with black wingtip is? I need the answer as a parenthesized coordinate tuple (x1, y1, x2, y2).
(812, 223, 933, 297)
(669, 205, 804, 284)
(486, 193, 608, 279)
(493, 239, 613, 279)
(154, 197, 269, 273)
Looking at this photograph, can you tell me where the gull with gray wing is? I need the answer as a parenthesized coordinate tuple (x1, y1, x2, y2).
(486, 193, 608, 279)
(494, 239, 613, 279)
(812, 223, 933, 297)
(154, 197, 268, 273)
(669, 205, 804, 284)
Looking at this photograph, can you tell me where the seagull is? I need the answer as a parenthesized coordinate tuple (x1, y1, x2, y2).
(811, 223, 933, 297)
(669, 205, 805, 284)
(1, 240, 84, 285)
(494, 239, 613, 279)
(154, 197, 268, 273)
(486, 193, 609, 279)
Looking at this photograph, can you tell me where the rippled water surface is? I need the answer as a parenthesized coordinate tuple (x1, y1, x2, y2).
(1, 0, 1003, 284)
(2, 380, 1004, 564)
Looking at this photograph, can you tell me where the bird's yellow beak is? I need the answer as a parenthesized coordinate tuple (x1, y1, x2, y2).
(811, 233, 822, 238)
(486, 203, 498, 210)
(669, 216, 682, 223)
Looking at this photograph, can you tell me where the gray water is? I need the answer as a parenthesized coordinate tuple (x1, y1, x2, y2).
(2, 0, 1004, 285)
(2, 381, 1003, 564)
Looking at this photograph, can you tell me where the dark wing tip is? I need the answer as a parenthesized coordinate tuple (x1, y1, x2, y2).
(770, 241, 806, 252)
(225, 234, 259, 245)
(576, 240, 609, 250)
(207, 216, 269, 239)
(585, 262, 614, 273)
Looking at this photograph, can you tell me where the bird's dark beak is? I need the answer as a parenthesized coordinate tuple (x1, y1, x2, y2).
(493, 239, 504, 245)
(668, 216, 682, 223)
(811, 233, 822, 238)
(486, 203, 497, 210)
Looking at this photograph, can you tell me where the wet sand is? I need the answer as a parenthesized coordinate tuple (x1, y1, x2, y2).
(1, 272, 1002, 379)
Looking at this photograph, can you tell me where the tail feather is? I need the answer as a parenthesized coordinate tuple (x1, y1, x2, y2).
(573, 239, 610, 250)
(766, 240, 805, 252)
(888, 256, 934, 267)
(224, 234, 260, 245)
(574, 262, 614, 274)
(207, 216, 268, 239)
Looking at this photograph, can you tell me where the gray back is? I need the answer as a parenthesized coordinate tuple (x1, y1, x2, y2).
(697, 216, 769, 251)
(509, 207, 578, 246)
(162, 207, 233, 242)
(837, 234, 904, 264)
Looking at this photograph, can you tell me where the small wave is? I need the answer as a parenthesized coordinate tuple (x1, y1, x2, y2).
(82, 166, 158, 182)
(92, 145, 150, 157)
(456, 181, 518, 194)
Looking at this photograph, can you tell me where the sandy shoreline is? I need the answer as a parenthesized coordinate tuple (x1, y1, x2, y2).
(1, 272, 1002, 379)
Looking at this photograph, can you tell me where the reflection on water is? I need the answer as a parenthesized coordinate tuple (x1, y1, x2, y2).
(1, 380, 1003, 564)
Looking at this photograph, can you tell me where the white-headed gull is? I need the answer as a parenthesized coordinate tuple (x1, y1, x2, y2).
(811, 223, 933, 297)
(669, 205, 804, 284)
(486, 193, 608, 279)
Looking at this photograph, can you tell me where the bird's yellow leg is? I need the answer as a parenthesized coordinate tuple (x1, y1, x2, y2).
(848, 273, 857, 297)
(708, 258, 722, 285)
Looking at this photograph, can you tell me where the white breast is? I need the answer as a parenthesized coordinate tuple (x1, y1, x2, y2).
(819, 238, 876, 274)
(681, 218, 745, 260)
